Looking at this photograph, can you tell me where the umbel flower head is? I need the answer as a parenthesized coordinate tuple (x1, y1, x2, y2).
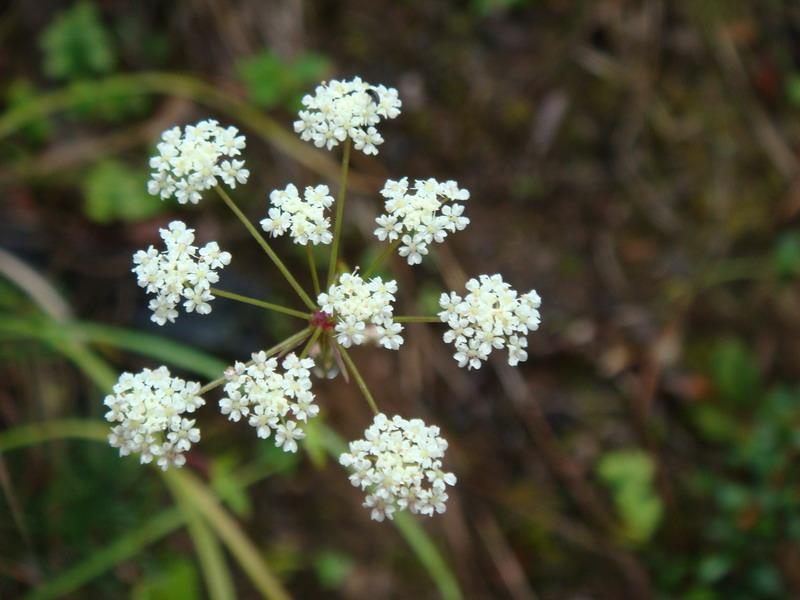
(219, 351, 318, 453)
(374, 177, 470, 265)
(260, 183, 334, 245)
(147, 119, 250, 204)
(132, 220, 231, 326)
(104, 367, 204, 470)
(317, 272, 404, 350)
(439, 273, 541, 370)
(293, 77, 401, 155)
(339, 414, 457, 522)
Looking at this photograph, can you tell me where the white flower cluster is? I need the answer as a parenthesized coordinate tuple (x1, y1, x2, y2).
(294, 78, 401, 155)
(148, 119, 250, 203)
(132, 221, 231, 326)
(374, 177, 470, 265)
(339, 414, 456, 522)
(219, 351, 318, 453)
(438, 274, 541, 370)
(317, 273, 403, 350)
(260, 183, 334, 245)
(104, 367, 204, 470)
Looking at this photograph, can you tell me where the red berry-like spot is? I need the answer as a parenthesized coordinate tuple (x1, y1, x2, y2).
(311, 310, 336, 330)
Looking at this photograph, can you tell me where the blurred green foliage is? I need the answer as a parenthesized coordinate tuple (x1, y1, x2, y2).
(5, 79, 52, 144)
(652, 342, 800, 598)
(40, 1, 117, 81)
(708, 337, 762, 407)
(66, 78, 151, 123)
(471, 0, 531, 16)
(313, 550, 355, 590)
(82, 160, 166, 224)
(773, 232, 800, 279)
(131, 559, 200, 600)
(236, 51, 330, 111)
(597, 449, 663, 545)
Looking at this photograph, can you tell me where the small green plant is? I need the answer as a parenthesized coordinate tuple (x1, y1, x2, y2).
(236, 51, 330, 111)
(40, 1, 117, 81)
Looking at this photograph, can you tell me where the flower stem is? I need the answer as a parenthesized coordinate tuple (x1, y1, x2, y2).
(210, 287, 311, 319)
(306, 244, 321, 297)
(362, 239, 401, 279)
(198, 327, 312, 395)
(393, 315, 441, 323)
(336, 344, 379, 415)
(327, 139, 352, 287)
(214, 185, 316, 310)
(300, 327, 322, 359)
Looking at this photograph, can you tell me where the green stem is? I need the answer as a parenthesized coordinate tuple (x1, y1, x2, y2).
(336, 343, 380, 415)
(327, 139, 352, 287)
(198, 327, 312, 395)
(394, 315, 441, 323)
(214, 186, 316, 310)
(306, 244, 321, 297)
(210, 287, 310, 319)
(362, 239, 401, 279)
(300, 327, 323, 359)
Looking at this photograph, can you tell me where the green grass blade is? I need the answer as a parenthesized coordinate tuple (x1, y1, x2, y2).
(24, 509, 184, 600)
(0, 315, 226, 380)
(3, 420, 284, 599)
(393, 513, 462, 600)
(70, 320, 227, 379)
(0, 419, 107, 452)
(165, 473, 236, 600)
(167, 470, 291, 600)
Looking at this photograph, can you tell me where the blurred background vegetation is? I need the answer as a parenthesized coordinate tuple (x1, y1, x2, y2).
(2, 0, 800, 598)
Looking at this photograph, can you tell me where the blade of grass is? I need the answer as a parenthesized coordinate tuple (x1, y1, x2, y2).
(2, 419, 288, 600)
(165, 475, 236, 600)
(0, 419, 107, 452)
(0, 316, 226, 379)
(24, 509, 183, 600)
(166, 470, 291, 600)
(9, 444, 280, 599)
(393, 513, 463, 600)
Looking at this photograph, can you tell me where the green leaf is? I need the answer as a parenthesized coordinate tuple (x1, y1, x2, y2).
(210, 456, 252, 517)
(40, 1, 117, 81)
(709, 338, 761, 406)
(5, 79, 52, 143)
(313, 550, 354, 590)
(773, 232, 800, 279)
(67, 78, 151, 122)
(236, 51, 330, 110)
(689, 404, 740, 443)
(787, 74, 800, 109)
(697, 554, 733, 584)
(471, 0, 530, 16)
(131, 559, 200, 600)
(236, 52, 285, 109)
(82, 160, 165, 224)
(597, 449, 663, 545)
